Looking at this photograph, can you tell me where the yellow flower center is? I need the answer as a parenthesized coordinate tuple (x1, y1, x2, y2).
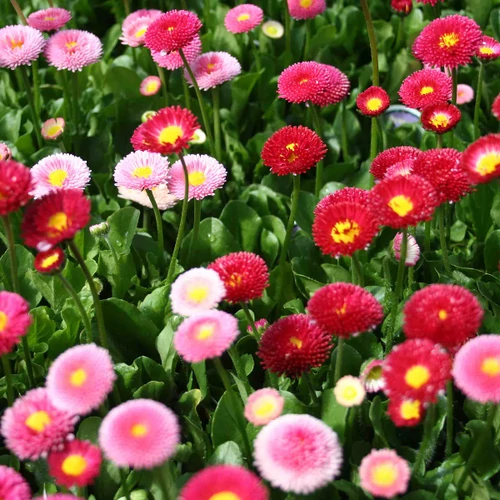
(197, 324, 216, 340)
(135, 27, 147, 38)
(266, 26, 278, 35)
(40, 254, 60, 269)
(0, 311, 8, 332)
(331, 220, 360, 244)
(342, 385, 359, 401)
(481, 357, 500, 377)
(10, 38, 24, 49)
(131, 423, 148, 437)
(299, 78, 309, 85)
(371, 463, 397, 487)
(438, 309, 448, 320)
(70, 368, 88, 387)
(146, 82, 158, 93)
(289, 336, 303, 349)
(188, 171, 206, 186)
(48, 169, 68, 187)
(209, 493, 241, 500)
(25, 410, 51, 433)
(439, 32, 459, 49)
(336, 303, 347, 316)
(420, 86, 434, 95)
(62, 454, 88, 476)
(228, 273, 242, 288)
(65, 41, 78, 52)
(300, 0, 313, 6)
(44, 16, 56, 21)
(405, 365, 430, 389)
(207, 63, 216, 73)
(479, 46, 494, 55)
(401, 400, 421, 420)
(254, 398, 277, 418)
(366, 98, 382, 112)
(237, 13, 250, 21)
(476, 152, 500, 176)
(46, 124, 63, 138)
(388, 195, 413, 217)
(47, 212, 69, 231)
(187, 285, 209, 303)
(158, 125, 183, 145)
(430, 113, 450, 128)
(132, 166, 153, 178)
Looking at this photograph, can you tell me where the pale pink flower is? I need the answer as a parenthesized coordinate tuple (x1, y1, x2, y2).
(0, 143, 12, 161)
(185, 51, 241, 91)
(118, 184, 179, 210)
(120, 10, 162, 47)
(41, 117, 65, 140)
(0, 291, 32, 356)
(140, 76, 161, 96)
(333, 375, 366, 407)
(114, 150, 170, 191)
(244, 388, 284, 426)
(27, 8, 72, 32)
(0, 25, 45, 70)
(225, 4, 264, 34)
(288, 0, 327, 20)
(457, 84, 474, 105)
(393, 232, 420, 266)
(360, 360, 385, 393)
(151, 35, 202, 70)
(123, 9, 163, 29)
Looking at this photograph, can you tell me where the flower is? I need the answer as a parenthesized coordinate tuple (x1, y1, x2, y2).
(461, 133, 500, 184)
(387, 397, 424, 427)
(359, 449, 411, 499)
(208, 252, 269, 303)
(493, 93, 500, 120)
(34, 496, 83, 500)
(262, 21, 284, 39)
(45, 30, 102, 72)
(261, 126, 327, 176)
(421, 102, 461, 134)
(244, 388, 284, 426)
(287, 0, 326, 20)
(356, 86, 390, 116)
(398, 69, 452, 110)
(257, 314, 332, 377)
(185, 51, 241, 91)
(34, 247, 66, 274)
(0, 291, 32, 356)
(312, 187, 379, 257)
(383, 339, 452, 403)
(145, 10, 202, 54)
(21, 189, 91, 251)
(1, 388, 77, 460)
(168, 154, 227, 200)
(170, 268, 226, 317)
(225, 4, 264, 34)
(0, 25, 45, 70)
(31, 153, 90, 199)
(457, 84, 474, 105)
(334, 376, 366, 407)
(114, 151, 169, 191)
(0, 160, 32, 216)
(385, 160, 414, 178)
(190, 129, 206, 145)
(476, 35, 500, 61)
(393, 232, 420, 266)
(27, 8, 72, 32)
(89, 222, 109, 237)
(312, 63, 350, 107)
(131, 106, 200, 155)
(412, 15, 483, 69)
(41, 117, 65, 141)
(0, 465, 31, 500)
(0, 143, 11, 161)
(99, 399, 180, 469)
(140, 76, 161, 96)
(253, 414, 342, 494)
(174, 310, 239, 363)
(370, 146, 421, 180)
(46, 343, 116, 416)
(48, 439, 102, 488)
(391, 0, 412, 14)
(180, 465, 269, 500)
(117, 184, 178, 210)
(361, 360, 385, 393)
(120, 9, 162, 47)
(453, 335, 500, 403)
(151, 35, 202, 70)
(247, 318, 269, 334)
(307, 283, 383, 337)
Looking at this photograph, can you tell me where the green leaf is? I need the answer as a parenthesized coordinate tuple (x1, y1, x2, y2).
(133, 381, 165, 400)
(485, 230, 500, 273)
(321, 388, 348, 442)
(280, 390, 308, 415)
(107, 207, 140, 254)
(208, 442, 243, 466)
(138, 285, 170, 330)
(321, 264, 352, 284)
(467, 0, 493, 27)
(220, 201, 262, 253)
(77, 416, 102, 444)
(260, 228, 279, 267)
(211, 391, 245, 450)
(231, 71, 263, 120)
(295, 191, 318, 237)
(98, 250, 137, 299)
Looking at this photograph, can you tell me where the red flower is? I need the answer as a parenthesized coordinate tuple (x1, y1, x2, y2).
(312, 63, 350, 107)
(387, 397, 424, 427)
(493, 93, 500, 121)
(369, 175, 439, 228)
(383, 339, 452, 403)
(312, 188, 379, 257)
(476, 35, 500, 62)
(144, 10, 202, 54)
(421, 102, 461, 134)
(257, 314, 332, 377)
(307, 283, 383, 338)
(391, 0, 412, 14)
(403, 284, 483, 349)
(34, 247, 66, 274)
(370, 146, 421, 180)
(208, 252, 269, 303)
(356, 86, 390, 117)
(131, 106, 200, 155)
(398, 69, 452, 110)
(261, 126, 327, 176)
(412, 15, 483, 69)
(461, 133, 500, 184)
(0, 160, 33, 216)
(21, 189, 90, 251)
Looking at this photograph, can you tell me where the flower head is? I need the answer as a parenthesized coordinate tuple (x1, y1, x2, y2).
(140, 76, 161, 96)
(254, 414, 342, 494)
(120, 9, 162, 47)
(476, 35, 500, 61)
(99, 399, 180, 469)
(398, 69, 452, 110)
(185, 51, 241, 91)
(385, 159, 415, 178)
(225, 4, 264, 34)
(356, 86, 390, 117)
(45, 30, 102, 72)
(27, 8, 72, 32)
(0, 291, 32, 356)
(493, 93, 500, 120)
(262, 21, 284, 39)
(248, 318, 269, 335)
(0, 466, 31, 500)
(457, 84, 474, 104)
(34, 247, 66, 274)
(312, 63, 350, 107)
(391, 0, 412, 14)
(151, 35, 202, 70)
(387, 397, 424, 427)
(258, 314, 332, 377)
(334, 376, 366, 407)
(41, 117, 65, 141)
(261, 126, 327, 176)
(370, 146, 421, 180)
(0, 25, 45, 70)
(416, 0, 444, 4)
(421, 102, 461, 134)
(361, 360, 385, 393)
(89, 222, 109, 237)
(114, 151, 169, 191)
(393, 232, 420, 266)
(244, 388, 284, 426)
(461, 133, 500, 184)
(0, 160, 32, 216)
(287, 0, 326, 20)
(0, 143, 12, 161)
(117, 184, 178, 210)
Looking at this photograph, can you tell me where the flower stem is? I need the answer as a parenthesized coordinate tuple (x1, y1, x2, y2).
(18, 66, 42, 149)
(71, 71, 80, 153)
(414, 403, 436, 476)
(248, 30, 262, 73)
(360, 0, 379, 86)
(241, 302, 259, 338)
(334, 337, 344, 383)
(473, 62, 483, 140)
(187, 199, 201, 267)
(155, 463, 176, 500)
(310, 104, 324, 197)
(351, 253, 364, 287)
(157, 66, 169, 107)
(341, 103, 349, 162)
(9, 0, 27, 24)
(181, 76, 190, 109)
(211, 86, 222, 161)
(146, 189, 165, 274)
(32, 61, 41, 116)
(303, 371, 319, 406)
(445, 380, 454, 457)
(302, 19, 311, 60)
(123, 0, 130, 16)
(118, 469, 132, 500)
(370, 117, 378, 160)
(2, 356, 14, 406)
(438, 205, 451, 274)
(424, 221, 431, 253)
(283, 0, 292, 67)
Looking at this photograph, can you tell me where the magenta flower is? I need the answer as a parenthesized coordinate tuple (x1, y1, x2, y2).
(0, 25, 45, 70)
(225, 4, 264, 33)
(0, 465, 31, 500)
(27, 8, 72, 32)
(185, 51, 241, 91)
(0, 291, 32, 356)
(288, 0, 326, 20)
(140, 76, 161, 96)
(151, 35, 202, 70)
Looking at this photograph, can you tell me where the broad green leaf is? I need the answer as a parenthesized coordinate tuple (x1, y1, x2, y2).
(220, 200, 262, 253)
(107, 207, 140, 255)
(321, 389, 348, 442)
(208, 442, 243, 466)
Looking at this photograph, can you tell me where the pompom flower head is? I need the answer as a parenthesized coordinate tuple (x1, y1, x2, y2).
(46, 343, 116, 416)
(0, 465, 31, 500)
(45, 30, 102, 72)
(393, 232, 420, 266)
(334, 376, 366, 407)
(388, 397, 424, 427)
(0, 25, 45, 70)
(254, 414, 342, 494)
(391, 0, 412, 14)
(493, 93, 500, 120)
(185, 51, 241, 91)
(244, 388, 284, 426)
(225, 4, 264, 34)
(261, 125, 327, 176)
(0, 143, 11, 161)
(114, 151, 169, 191)
(0, 160, 32, 215)
(152, 36, 202, 70)
(27, 8, 72, 32)
(313, 63, 350, 107)
(457, 84, 474, 105)
(476, 35, 500, 61)
(41, 117, 65, 141)
(356, 86, 390, 117)
(288, 0, 326, 20)
(34, 247, 66, 275)
(461, 133, 500, 184)
(99, 400, 180, 469)
(120, 9, 162, 47)
(361, 360, 385, 393)
(399, 69, 452, 110)
(174, 310, 239, 363)
(140, 76, 161, 96)
(0, 291, 32, 356)
(421, 102, 461, 134)
(370, 146, 421, 180)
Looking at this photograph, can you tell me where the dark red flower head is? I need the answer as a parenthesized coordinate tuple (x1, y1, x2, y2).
(403, 284, 483, 349)
(208, 252, 269, 303)
(461, 133, 500, 185)
(257, 314, 332, 377)
(369, 175, 439, 228)
(370, 146, 421, 180)
(307, 283, 383, 338)
(383, 338, 452, 403)
(34, 247, 66, 274)
(356, 86, 390, 117)
(398, 69, 452, 110)
(0, 160, 33, 216)
(391, 0, 412, 14)
(421, 102, 461, 134)
(261, 126, 327, 176)
(21, 189, 90, 251)
(312, 187, 379, 257)
(387, 397, 424, 427)
(476, 35, 500, 62)
(493, 93, 500, 121)
(144, 10, 202, 54)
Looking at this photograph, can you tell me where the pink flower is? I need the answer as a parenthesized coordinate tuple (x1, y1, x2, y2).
(114, 150, 170, 191)
(123, 9, 163, 29)
(288, 0, 326, 20)
(0, 25, 45, 70)
(254, 414, 342, 494)
(174, 310, 239, 363)
(244, 388, 284, 426)
(41, 117, 65, 141)
(361, 360, 385, 393)
(34, 495, 83, 500)
(0, 465, 31, 500)
(168, 154, 226, 201)
(393, 232, 420, 266)
(185, 51, 241, 91)
(46, 343, 116, 416)
(151, 35, 202, 70)
(120, 10, 162, 47)
(0, 143, 12, 161)
(457, 84, 474, 105)
(225, 4, 264, 34)
(1, 388, 77, 460)
(118, 184, 179, 210)
(99, 399, 180, 469)
(30, 153, 90, 199)
(45, 30, 102, 72)
(140, 76, 161, 96)
(359, 449, 411, 498)
(27, 8, 72, 32)
(0, 291, 32, 356)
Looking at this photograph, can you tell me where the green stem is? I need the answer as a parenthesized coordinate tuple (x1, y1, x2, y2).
(445, 380, 454, 457)
(228, 345, 252, 394)
(241, 302, 259, 338)
(2, 356, 14, 407)
(438, 205, 451, 274)
(351, 253, 364, 287)
(123, 0, 130, 16)
(156, 464, 176, 500)
(370, 117, 378, 160)
(424, 221, 431, 253)
(283, 0, 292, 67)
(310, 104, 324, 197)
(249, 30, 262, 72)
(303, 371, 319, 406)
(334, 338, 344, 383)
(157, 66, 169, 107)
(452, 68, 458, 104)
(341, 103, 349, 162)
(61, 71, 72, 124)
(187, 199, 201, 267)
(118, 469, 132, 500)
(32, 61, 41, 117)
(181, 75, 190, 109)
(9, 0, 27, 24)
(19, 66, 42, 149)
(146, 189, 165, 274)
(473, 63, 483, 140)
(211, 86, 222, 161)
(303, 19, 311, 60)
(414, 404, 436, 476)
(437, 134, 443, 149)
(360, 0, 379, 86)
(71, 71, 80, 152)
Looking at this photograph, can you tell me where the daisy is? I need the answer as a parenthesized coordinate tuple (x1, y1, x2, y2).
(225, 4, 264, 34)
(114, 151, 169, 191)
(370, 146, 421, 180)
(421, 102, 461, 134)
(120, 10, 162, 47)
(0, 291, 32, 356)
(393, 232, 420, 266)
(0, 466, 31, 500)
(356, 86, 390, 116)
(457, 84, 474, 105)
(0, 25, 45, 70)
(391, 0, 412, 13)
(41, 118, 65, 141)
(461, 133, 500, 184)
(385, 159, 415, 178)
(27, 8, 72, 32)
(185, 52, 241, 91)
(0, 160, 32, 215)
(140, 76, 161, 96)
(476, 35, 500, 61)
(262, 21, 284, 39)
(399, 69, 452, 110)
(34, 247, 66, 274)
(244, 388, 284, 426)
(388, 397, 424, 427)
(312, 63, 350, 107)
(151, 36, 202, 70)
(361, 360, 385, 393)
(288, 0, 326, 20)
(334, 376, 366, 407)
(278, 61, 330, 104)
